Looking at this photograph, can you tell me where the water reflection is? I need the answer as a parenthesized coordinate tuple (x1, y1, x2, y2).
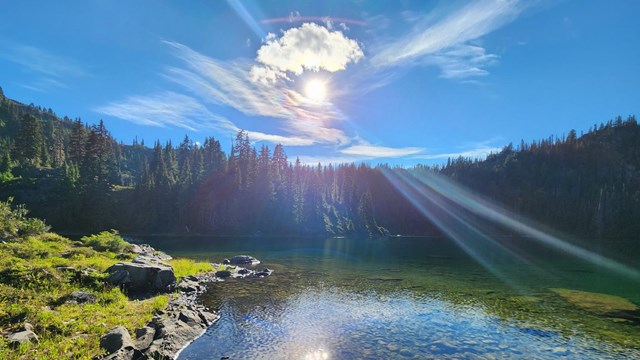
(179, 287, 638, 359)
(132, 235, 640, 358)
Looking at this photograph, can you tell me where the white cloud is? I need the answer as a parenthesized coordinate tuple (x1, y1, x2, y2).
(162, 40, 351, 145)
(94, 92, 216, 131)
(413, 145, 501, 160)
(296, 155, 371, 166)
(95, 91, 314, 146)
(371, 0, 524, 79)
(340, 143, 424, 157)
(427, 44, 499, 79)
(251, 22, 364, 83)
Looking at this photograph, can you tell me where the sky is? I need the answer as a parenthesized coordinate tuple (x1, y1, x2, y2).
(0, 0, 638, 166)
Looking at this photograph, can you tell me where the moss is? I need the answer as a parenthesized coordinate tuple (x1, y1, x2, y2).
(550, 288, 637, 314)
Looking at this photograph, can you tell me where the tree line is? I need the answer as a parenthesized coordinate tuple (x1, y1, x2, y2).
(1, 87, 639, 239)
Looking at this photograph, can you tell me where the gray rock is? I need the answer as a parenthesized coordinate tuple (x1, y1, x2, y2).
(178, 309, 202, 327)
(108, 270, 130, 285)
(215, 270, 232, 278)
(256, 268, 273, 277)
(229, 255, 260, 266)
(101, 347, 137, 360)
(99, 326, 134, 355)
(65, 290, 97, 304)
(107, 256, 176, 293)
(134, 326, 156, 351)
(8, 330, 38, 347)
(222, 258, 230, 265)
(146, 318, 205, 360)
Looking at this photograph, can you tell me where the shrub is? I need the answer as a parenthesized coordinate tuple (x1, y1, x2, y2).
(81, 230, 129, 253)
(0, 198, 50, 241)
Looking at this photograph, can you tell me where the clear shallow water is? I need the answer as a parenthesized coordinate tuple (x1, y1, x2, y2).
(131, 236, 640, 359)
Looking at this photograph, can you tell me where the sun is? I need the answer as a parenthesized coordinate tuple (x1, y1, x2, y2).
(304, 79, 327, 102)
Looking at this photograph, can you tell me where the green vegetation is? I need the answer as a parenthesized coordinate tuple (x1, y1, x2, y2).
(80, 230, 129, 253)
(169, 258, 214, 281)
(0, 200, 212, 359)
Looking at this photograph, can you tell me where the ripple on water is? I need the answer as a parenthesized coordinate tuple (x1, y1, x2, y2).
(178, 288, 640, 360)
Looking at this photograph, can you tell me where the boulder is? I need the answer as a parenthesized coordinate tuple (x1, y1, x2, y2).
(107, 256, 176, 293)
(134, 326, 156, 351)
(256, 268, 273, 277)
(229, 255, 260, 266)
(64, 290, 97, 304)
(99, 326, 134, 355)
(8, 330, 38, 347)
(215, 270, 232, 278)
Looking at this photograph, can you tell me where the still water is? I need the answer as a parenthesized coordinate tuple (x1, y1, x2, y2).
(131, 236, 640, 359)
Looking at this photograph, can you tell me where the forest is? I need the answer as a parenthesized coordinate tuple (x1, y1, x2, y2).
(1, 86, 639, 239)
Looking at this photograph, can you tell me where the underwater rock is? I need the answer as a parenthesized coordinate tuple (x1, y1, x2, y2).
(215, 270, 232, 278)
(212, 264, 273, 280)
(550, 288, 637, 314)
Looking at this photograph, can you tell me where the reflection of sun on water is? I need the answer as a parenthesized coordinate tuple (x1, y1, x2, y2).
(304, 79, 327, 102)
(303, 349, 329, 360)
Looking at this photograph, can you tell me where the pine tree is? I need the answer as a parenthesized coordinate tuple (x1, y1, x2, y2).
(14, 114, 44, 166)
(69, 119, 87, 164)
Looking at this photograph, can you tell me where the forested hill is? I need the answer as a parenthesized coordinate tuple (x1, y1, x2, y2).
(439, 115, 640, 238)
(0, 87, 638, 238)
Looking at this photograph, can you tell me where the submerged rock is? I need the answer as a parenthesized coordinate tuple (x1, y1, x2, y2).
(215, 270, 232, 278)
(550, 288, 638, 314)
(212, 263, 273, 280)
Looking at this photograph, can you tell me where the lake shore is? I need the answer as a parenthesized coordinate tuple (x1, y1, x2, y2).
(0, 226, 215, 360)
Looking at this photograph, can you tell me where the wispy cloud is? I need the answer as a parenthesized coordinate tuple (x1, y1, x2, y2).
(340, 142, 424, 157)
(94, 91, 316, 146)
(162, 40, 352, 145)
(1, 44, 86, 91)
(413, 145, 502, 161)
(427, 44, 499, 79)
(370, 0, 525, 79)
(94, 91, 218, 132)
(296, 154, 371, 166)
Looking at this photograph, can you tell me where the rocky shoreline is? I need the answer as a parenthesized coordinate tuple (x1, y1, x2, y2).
(96, 246, 270, 360)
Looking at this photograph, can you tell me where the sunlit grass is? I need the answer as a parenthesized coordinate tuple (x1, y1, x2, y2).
(168, 257, 213, 281)
(0, 232, 171, 359)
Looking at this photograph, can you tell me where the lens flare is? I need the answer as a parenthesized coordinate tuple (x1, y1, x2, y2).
(380, 167, 640, 285)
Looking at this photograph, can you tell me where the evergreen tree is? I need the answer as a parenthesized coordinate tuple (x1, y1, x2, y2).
(14, 114, 44, 166)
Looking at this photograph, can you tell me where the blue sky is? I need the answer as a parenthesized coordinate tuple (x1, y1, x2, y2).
(1, 0, 638, 165)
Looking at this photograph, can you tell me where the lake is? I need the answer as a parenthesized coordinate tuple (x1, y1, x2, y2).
(129, 235, 640, 359)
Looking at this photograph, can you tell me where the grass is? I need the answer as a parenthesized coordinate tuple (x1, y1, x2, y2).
(168, 258, 213, 281)
(0, 201, 214, 359)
